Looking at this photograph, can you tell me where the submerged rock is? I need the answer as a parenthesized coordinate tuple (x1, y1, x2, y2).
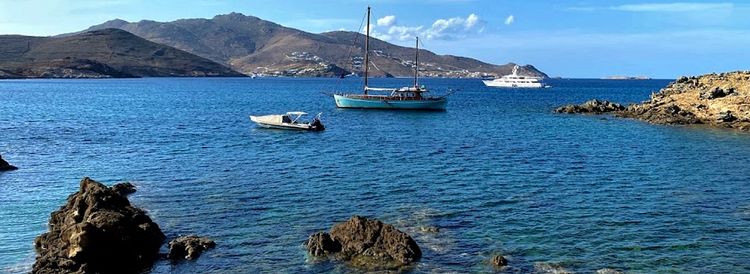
(33, 177, 165, 274)
(0, 154, 18, 171)
(534, 262, 573, 274)
(305, 215, 422, 269)
(168, 235, 216, 260)
(597, 268, 625, 274)
(554, 99, 625, 114)
(112, 182, 136, 196)
(489, 254, 508, 268)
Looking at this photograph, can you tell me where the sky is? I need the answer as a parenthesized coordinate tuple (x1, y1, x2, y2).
(0, 0, 748, 78)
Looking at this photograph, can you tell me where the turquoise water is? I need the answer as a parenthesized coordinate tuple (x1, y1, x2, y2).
(1, 77, 749, 273)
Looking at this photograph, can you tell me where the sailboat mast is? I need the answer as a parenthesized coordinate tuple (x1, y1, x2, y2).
(363, 6, 370, 95)
(414, 37, 419, 88)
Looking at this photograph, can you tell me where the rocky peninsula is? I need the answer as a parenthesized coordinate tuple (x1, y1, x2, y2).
(557, 71, 750, 130)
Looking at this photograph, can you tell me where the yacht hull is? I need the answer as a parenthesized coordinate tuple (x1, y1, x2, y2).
(334, 94, 447, 110)
(482, 80, 544, 88)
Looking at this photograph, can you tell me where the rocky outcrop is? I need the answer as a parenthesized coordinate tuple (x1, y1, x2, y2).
(557, 71, 750, 131)
(0, 154, 18, 171)
(489, 254, 508, 268)
(554, 99, 625, 114)
(112, 182, 136, 196)
(33, 177, 165, 274)
(617, 71, 750, 130)
(168, 235, 216, 260)
(305, 215, 422, 269)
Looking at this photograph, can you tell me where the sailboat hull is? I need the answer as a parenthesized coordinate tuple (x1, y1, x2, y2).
(334, 94, 447, 110)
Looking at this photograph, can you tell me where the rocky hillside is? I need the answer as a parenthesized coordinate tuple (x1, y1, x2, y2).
(0, 29, 243, 79)
(556, 71, 750, 131)
(80, 13, 547, 78)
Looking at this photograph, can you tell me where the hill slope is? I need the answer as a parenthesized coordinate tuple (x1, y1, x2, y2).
(0, 29, 244, 79)
(81, 13, 547, 78)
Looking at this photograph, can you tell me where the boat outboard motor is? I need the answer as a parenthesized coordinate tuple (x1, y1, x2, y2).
(311, 118, 325, 131)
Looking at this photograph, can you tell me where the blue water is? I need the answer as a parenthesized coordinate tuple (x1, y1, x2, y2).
(1, 77, 750, 273)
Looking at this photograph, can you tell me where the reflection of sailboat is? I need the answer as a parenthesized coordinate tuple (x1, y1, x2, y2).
(482, 65, 549, 88)
(332, 7, 448, 110)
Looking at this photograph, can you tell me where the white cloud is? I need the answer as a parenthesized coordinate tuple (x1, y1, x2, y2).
(611, 2, 734, 12)
(504, 15, 514, 25)
(369, 13, 484, 42)
(376, 15, 396, 27)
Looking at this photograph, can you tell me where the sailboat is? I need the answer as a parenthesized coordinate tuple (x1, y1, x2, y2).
(333, 7, 448, 110)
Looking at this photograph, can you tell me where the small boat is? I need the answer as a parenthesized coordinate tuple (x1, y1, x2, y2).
(332, 7, 449, 111)
(249, 112, 324, 131)
(483, 65, 549, 88)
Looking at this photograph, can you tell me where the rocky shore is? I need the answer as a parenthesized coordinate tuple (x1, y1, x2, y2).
(556, 71, 750, 130)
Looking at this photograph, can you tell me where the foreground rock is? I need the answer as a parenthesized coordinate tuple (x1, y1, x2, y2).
(0, 154, 18, 171)
(555, 99, 625, 114)
(33, 177, 165, 273)
(168, 235, 216, 261)
(617, 71, 750, 130)
(305, 215, 422, 269)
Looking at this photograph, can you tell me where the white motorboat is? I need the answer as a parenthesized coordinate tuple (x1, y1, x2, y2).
(249, 112, 324, 131)
(483, 65, 549, 88)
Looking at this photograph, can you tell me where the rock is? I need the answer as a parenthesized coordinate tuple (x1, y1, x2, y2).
(534, 262, 573, 274)
(418, 225, 440, 233)
(718, 111, 738, 122)
(33, 177, 165, 274)
(168, 235, 216, 260)
(112, 182, 136, 196)
(306, 232, 341, 256)
(0, 154, 18, 171)
(554, 99, 625, 114)
(305, 215, 422, 269)
(489, 254, 508, 267)
(700, 86, 734, 99)
(597, 268, 624, 274)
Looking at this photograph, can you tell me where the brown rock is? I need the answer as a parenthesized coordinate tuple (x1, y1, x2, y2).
(33, 177, 165, 274)
(168, 235, 216, 260)
(305, 215, 421, 269)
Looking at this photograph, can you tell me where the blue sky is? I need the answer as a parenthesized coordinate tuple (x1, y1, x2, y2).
(0, 0, 748, 78)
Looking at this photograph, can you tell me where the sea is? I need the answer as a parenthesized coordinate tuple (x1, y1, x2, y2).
(1, 77, 749, 273)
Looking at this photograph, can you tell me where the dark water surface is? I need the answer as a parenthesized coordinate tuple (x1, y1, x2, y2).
(1, 78, 749, 273)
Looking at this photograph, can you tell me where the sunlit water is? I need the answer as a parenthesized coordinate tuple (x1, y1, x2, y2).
(1, 77, 749, 273)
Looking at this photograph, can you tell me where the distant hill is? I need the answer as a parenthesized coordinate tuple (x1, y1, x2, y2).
(80, 13, 547, 78)
(0, 29, 243, 79)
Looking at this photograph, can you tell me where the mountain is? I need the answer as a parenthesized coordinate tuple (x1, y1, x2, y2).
(81, 13, 547, 78)
(0, 29, 244, 79)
